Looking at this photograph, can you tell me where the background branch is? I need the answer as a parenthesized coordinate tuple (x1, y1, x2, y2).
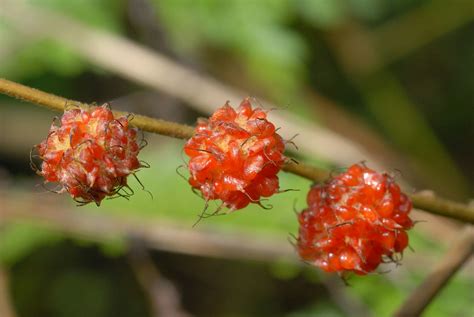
(395, 226, 473, 317)
(0, 189, 295, 262)
(128, 240, 192, 317)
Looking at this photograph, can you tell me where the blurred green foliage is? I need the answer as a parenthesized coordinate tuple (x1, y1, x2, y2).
(1, 0, 124, 79)
(0, 222, 63, 265)
(154, 0, 308, 100)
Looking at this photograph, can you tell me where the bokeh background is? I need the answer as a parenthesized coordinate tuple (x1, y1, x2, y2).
(0, 0, 473, 316)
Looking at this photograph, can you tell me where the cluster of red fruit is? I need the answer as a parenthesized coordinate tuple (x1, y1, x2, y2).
(36, 100, 413, 275)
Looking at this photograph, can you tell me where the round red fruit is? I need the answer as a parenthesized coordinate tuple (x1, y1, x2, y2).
(296, 163, 413, 275)
(35, 105, 142, 205)
(184, 98, 286, 211)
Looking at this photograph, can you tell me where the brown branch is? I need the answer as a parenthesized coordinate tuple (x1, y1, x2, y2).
(0, 78, 473, 223)
(395, 226, 474, 317)
(410, 192, 474, 225)
(0, 78, 195, 140)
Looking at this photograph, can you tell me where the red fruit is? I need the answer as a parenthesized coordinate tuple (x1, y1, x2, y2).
(296, 163, 413, 275)
(184, 98, 286, 211)
(35, 105, 142, 205)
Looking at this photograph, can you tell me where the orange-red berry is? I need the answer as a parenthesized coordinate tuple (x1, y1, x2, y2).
(296, 163, 413, 275)
(35, 105, 142, 205)
(184, 98, 286, 211)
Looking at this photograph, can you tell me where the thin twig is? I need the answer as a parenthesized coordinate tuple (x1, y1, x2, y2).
(395, 226, 474, 317)
(0, 78, 473, 223)
(410, 192, 474, 225)
(0, 78, 195, 140)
